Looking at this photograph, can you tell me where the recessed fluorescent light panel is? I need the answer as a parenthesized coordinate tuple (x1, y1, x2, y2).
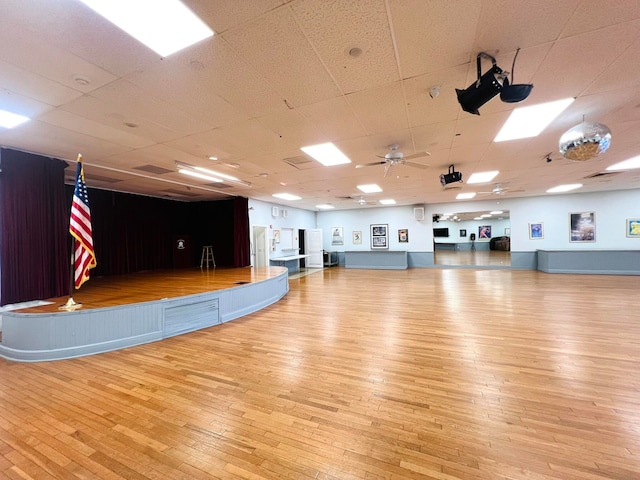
(77, 0, 214, 57)
(546, 183, 583, 193)
(178, 168, 223, 182)
(467, 171, 499, 184)
(194, 167, 239, 182)
(300, 142, 352, 166)
(272, 193, 301, 201)
(456, 192, 476, 199)
(606, 155, 640, 171)
(0, 109, 30, 129)
(379, 199, 396, 205)
(357, 184, 382, 193)
(316, 204, 334, 210)
(490, 210, 503, 215)
(494, 98, 574, 142)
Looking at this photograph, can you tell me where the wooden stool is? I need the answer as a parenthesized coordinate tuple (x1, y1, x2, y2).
(200, 246, 215, 268)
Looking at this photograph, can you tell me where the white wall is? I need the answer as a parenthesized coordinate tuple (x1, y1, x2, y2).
(316, 189, 640, 253)
(316, 205, 431, 252)
(248, 199, 317, 259)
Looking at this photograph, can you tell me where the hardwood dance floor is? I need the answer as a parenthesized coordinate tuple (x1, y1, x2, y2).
(1, 267, 639, 479)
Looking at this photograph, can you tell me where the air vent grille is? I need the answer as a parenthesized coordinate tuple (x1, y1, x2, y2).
(283, 155, 314, 170)
(133, 164, 174, 175)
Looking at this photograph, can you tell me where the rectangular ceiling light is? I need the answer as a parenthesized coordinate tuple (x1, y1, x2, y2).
(546, 183, 582, 193)
(379, 199, 396, 205)
(357, 184, 382, 193)
(273, 193, 301, 201)
(178, 168, 223, 182)
(606, 155, 640, 171)
(316, 204, 335, 210)
(300, 142, 352, 166)
(77, 0, 214, 57)
(494, 98, 574, 142)
(456, 192, 476, 199)
(467, 171, 499, 184)
(0, 109, 30, 129)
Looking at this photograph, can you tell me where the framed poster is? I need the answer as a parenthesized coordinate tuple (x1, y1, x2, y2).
(331, 227, 344, 245)
(479, 225, 492, 239)
(459, 229, 467, 237)
(627, 219, 640, 238)
(570, 212, 595, 242)
(352, 231, 362, 244)
(529, 222, 544, 239)
(273, 229, 280, 243)
(370, 224, 388, 250)
(398, 228, 408, 243)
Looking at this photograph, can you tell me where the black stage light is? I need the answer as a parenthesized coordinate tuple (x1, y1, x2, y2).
(500, 48, 533, 103)
(456, 52, 507, 115)
(456, 50, 532, 114)
(440, 164, 463, 186)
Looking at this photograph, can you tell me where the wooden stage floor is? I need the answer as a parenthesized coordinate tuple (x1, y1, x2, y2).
(14, 266, 287, 314)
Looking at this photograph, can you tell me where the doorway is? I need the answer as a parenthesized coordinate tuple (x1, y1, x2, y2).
(252, 225, 268, 267)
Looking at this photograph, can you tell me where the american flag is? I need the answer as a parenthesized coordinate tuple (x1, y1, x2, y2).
(69, 154, 96, 289)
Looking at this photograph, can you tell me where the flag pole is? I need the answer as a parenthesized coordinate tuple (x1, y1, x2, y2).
(60, 240, 82, 310)
(60, 153, 85, 311)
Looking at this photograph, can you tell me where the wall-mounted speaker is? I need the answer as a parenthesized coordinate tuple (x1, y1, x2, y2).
(413, 207, 425, 221)
(282, 209, 288, 218)
(271, 206, 279, 217)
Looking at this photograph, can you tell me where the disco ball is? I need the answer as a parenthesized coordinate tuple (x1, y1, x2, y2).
(559, 122, 611, 161)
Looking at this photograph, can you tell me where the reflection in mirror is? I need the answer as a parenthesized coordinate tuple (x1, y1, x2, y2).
(432, 210, 511, 267)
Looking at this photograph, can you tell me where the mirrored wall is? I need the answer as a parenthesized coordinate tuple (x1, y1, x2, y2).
(432, 210, 511, 266)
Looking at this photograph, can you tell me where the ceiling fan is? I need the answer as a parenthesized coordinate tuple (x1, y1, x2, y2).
(335, 195, 376, 206)
(478, 184, 523, 196)
(355, 144, 431, 176)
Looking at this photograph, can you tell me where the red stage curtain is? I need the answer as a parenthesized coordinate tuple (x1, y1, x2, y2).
(0, 148, 69, 306)
(233, 197, 250, 267)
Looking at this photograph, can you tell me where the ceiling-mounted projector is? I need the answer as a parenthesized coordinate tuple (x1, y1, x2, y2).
(440, 165, 462, 186)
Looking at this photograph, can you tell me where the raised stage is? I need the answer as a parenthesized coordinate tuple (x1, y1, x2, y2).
(0, 266, 289, 362)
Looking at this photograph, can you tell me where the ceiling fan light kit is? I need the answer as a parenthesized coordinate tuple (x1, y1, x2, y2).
(559, 121, 612, 161)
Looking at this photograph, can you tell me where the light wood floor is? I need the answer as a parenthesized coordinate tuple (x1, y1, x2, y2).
(1, 267, 639, 479)
(434, 250, 511, 266)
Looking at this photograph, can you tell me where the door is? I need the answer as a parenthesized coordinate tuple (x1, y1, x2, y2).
(305, 229, 323, 268)
(298, 229, 306, 268)
(253, 226, 268, 267)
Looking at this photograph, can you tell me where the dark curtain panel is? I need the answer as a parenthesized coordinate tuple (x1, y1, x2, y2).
(233, 197, 250, 267)
(0, 148, 69, 306)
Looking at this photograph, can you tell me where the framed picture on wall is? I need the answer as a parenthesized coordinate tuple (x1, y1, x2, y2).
(479, 225, 492, 239)
(331, 227, 344, 245)
(627, 219, 640, 237)
(570, 212, 595, 242)
(529, 222, 544, 239)
(398, 229, 408, 243)
(273, 229, 280, 243)
(352, 231, 362, 244)
(460, 229, 467, 237)
(370, 224, 388, 250)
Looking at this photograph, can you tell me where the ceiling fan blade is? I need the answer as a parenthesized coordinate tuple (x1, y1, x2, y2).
(356, 161, 387, 168)
(404, 152, 431, 160)
(404, 161, 430, 169)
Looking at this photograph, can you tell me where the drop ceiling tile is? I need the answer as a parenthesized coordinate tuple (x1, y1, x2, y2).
(223, 6, 342, 107)
(389, 0, 482, 79)
(346, 82, 409, 135)
(291, 0, 399, 94)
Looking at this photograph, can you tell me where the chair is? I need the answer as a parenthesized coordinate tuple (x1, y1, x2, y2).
(200, 246, 215, 268)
